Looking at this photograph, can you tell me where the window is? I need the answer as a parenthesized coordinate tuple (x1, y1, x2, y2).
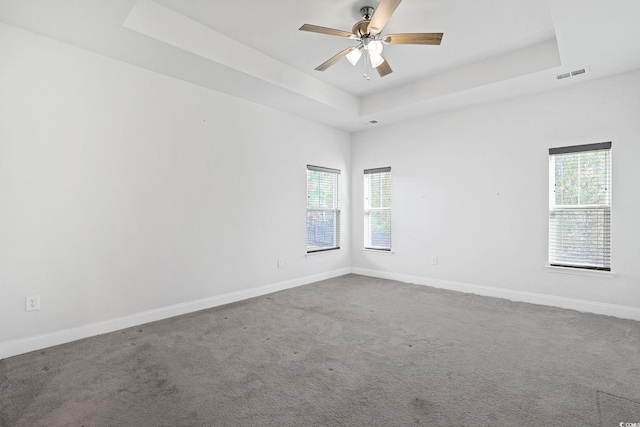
(364, 167, 392, 250)
(306, 165, 340, 252)
(549, 142, 611, 270)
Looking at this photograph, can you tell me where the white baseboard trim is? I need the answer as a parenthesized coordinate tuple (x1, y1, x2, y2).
(0, 267, 351, 360)
(352, 267, 640, 322)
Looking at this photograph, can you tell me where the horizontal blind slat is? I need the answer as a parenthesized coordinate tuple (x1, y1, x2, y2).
(549, 141, 611, 155)
(364, 167, 391, 174)
(307, 164, 341, 174)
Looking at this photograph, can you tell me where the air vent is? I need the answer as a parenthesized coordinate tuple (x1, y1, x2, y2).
(556, 67, 589, 80)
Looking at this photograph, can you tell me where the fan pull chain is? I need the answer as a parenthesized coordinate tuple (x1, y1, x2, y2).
(363, 51, 370, 81)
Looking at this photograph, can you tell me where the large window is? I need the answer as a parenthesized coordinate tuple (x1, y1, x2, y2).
(306, 165, 340, 253)
(549, 142, 611, 270)
(364, 167, 391, 250)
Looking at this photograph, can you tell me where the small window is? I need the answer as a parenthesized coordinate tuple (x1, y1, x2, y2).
(549, 142, 611, 270)
(364, 167, 391, 250)
(306, 165, 340, 253)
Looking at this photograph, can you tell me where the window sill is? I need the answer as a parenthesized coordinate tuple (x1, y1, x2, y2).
(545, 265, 615, 279)
(362, 248, 395, 256)
(306, 249, 342, 258)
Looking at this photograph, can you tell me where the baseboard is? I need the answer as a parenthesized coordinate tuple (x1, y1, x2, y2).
(0, 267, 351, 360)
(352, 267, 640, 322)
(5, 266, 638, 360)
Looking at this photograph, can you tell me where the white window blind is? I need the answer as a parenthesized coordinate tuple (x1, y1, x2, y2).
(549, 142, 611, 270)
(364, 167, 391, 250)
(307, 165, 340, 253)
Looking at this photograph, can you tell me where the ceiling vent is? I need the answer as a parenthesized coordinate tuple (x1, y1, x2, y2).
(556, 67, 590, 80)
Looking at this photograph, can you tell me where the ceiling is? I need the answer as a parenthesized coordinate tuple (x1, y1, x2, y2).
(1, 0, 640, 132)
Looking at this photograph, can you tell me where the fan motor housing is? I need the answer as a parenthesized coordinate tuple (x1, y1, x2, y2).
(352, 20, 370, 37)
(353, 6, 375, 37)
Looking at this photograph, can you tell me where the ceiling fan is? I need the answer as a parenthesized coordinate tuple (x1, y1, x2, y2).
(299, 0, 443, 78)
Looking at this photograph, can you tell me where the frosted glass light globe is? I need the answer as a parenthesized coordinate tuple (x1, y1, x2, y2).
(368, 40, 383, 55)
(370, 53, 384, 68)
(346, 47, 362, 66)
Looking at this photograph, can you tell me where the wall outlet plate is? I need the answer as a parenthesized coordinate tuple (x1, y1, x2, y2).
(26, 295, 40, 311)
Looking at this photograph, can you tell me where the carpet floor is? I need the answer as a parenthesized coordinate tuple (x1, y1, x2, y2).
(1, 274, 640, 426)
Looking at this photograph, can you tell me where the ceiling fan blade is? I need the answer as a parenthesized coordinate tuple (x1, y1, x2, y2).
(299, 24, 358, 39)
(315, 46, 357, 71)
(367, 0, 403, 35)
(383, 33, 443, 45)
(376, 58, 393, 77)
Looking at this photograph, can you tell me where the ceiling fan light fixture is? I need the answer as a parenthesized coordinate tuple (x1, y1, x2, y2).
(299, 0, 444, 78)
(346, 47, 363, 66)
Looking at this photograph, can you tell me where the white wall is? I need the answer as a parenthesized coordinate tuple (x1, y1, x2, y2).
(0, 24, 350, 353)
(351, 69, 640, 315)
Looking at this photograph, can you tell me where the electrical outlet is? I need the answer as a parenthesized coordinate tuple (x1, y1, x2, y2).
(277, 258, 284, 268)
(26, 295, 40, 311)
(431, 256, 438, 265)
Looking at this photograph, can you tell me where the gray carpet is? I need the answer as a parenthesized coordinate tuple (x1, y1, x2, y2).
(1, 274, 639, 426)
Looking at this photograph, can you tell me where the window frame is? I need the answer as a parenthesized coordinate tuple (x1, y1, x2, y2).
(364, 167, 392, 251)
(306, 165, 341, 253)
(548, 142, 612, 271)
